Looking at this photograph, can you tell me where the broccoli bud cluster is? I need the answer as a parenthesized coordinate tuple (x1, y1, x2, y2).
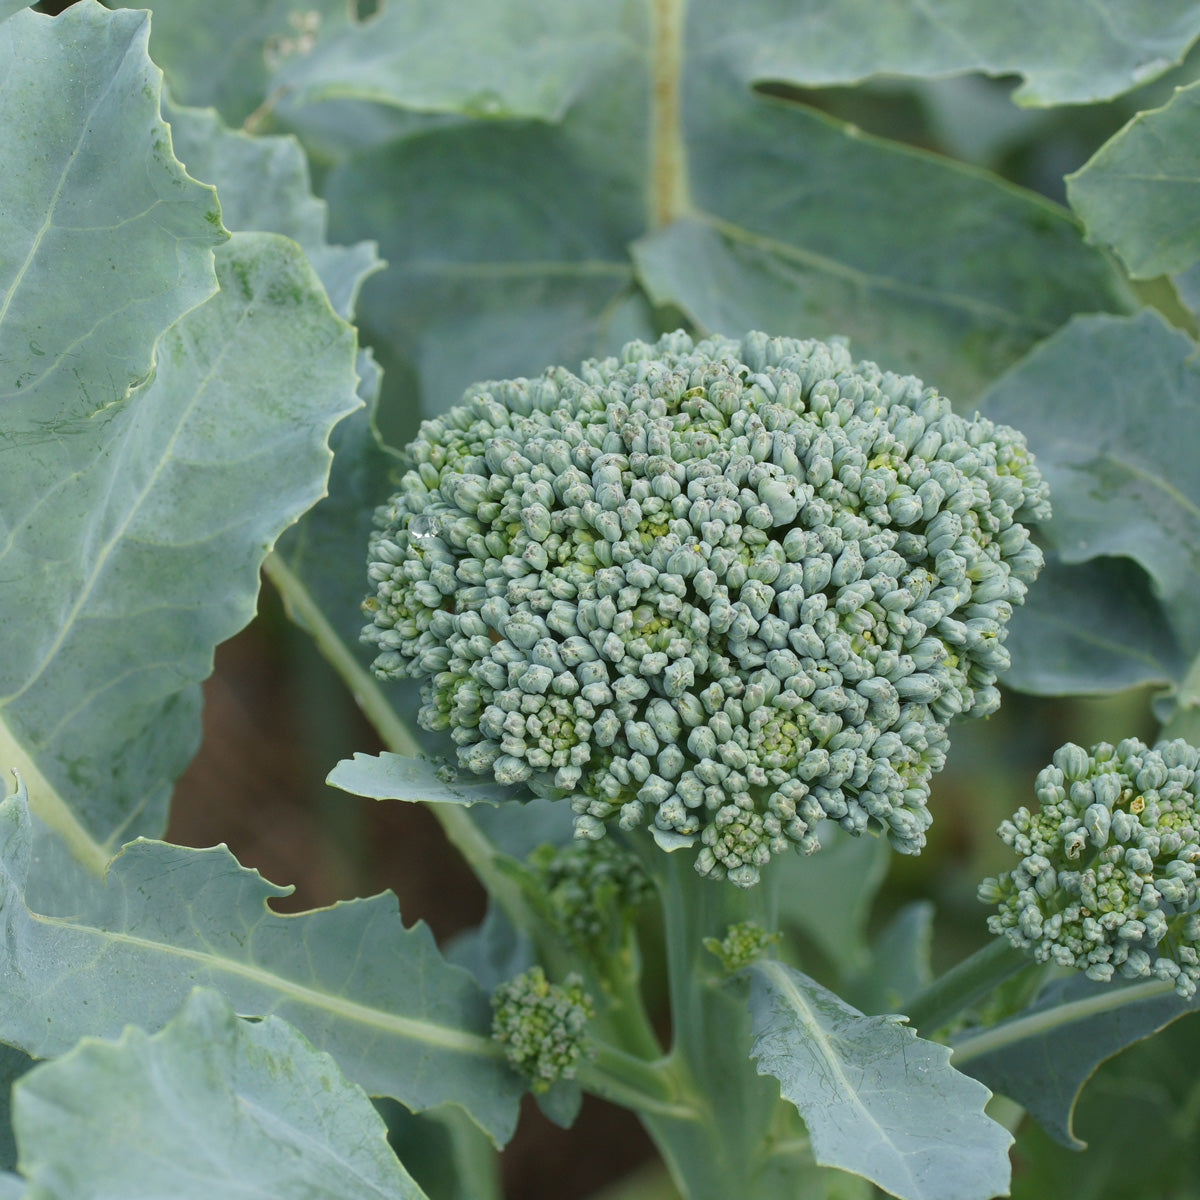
(364, 331, 1048, 884)
(980, 739, 1200, 998)
(528, 837, 653, 949)
(491, 967, 594, 1092)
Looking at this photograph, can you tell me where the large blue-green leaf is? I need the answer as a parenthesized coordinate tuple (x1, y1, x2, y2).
(748, 961, 1012, 1200)
(1068, 79, 1200, 279)
(953, 973, 1199, 1149)
(0, 779, 523, 1145)
(690, 0, 1200, 106)
(0, 2, 223, 418)
(0, 231, 359, 876)
(12, 989, 427, 1200)
(1003, 555, 1185, 696)
(981, 310, 1200, 675)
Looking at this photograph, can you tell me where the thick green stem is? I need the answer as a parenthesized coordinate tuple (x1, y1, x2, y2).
(625, 844, 811, 1200)
(903, 938, 1033, 1036)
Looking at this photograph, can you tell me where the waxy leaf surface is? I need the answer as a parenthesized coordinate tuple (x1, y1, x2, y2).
(12, 989, 428, 1199)
(1068, 79, 1200, 279)
(982, 311, 1200, 705)
(954, 974, 1200, 1149)
(0, 782, 523, 1145)
(748, 960, 1012, 1200)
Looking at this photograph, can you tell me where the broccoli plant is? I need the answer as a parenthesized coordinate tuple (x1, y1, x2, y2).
(3, 3, 1200, 1200)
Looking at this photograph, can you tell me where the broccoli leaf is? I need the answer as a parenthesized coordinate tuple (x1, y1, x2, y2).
(0, 3, 222, 419)
(163, 98, 383, 322)
(774, 824, 890, 975)
(0, 779, 523, 1146)
(982, 310, 1200, 693)
(327, 752, 517, 805)
(11, 988, 428, 1199)
(0, 229, 359, 879)
(1068, 79, 1200, 279)
(0, 1175, 21, 1200)
(689, 0, 1200, 106)
(748, 960, 1012, 1200)
(1003, 555, 1185, 695)
(0, 1046, 34, 1172)
(953, 973, 1200, 1149)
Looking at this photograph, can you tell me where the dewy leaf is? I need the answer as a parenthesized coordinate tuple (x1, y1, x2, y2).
(1003, 556, 1186, 696)
(327, 752, 517, 805)
(1068, 79, 1200, 279)
(690, 0, 1200, 106)
(12, 989, 428, 1200)
(0, 232, 359, 875)
(981, 310, 1200, 653)
(0, 780, 524, 1145)
(953, 973, 1200, 1150)
(748, 961, 1012, 1200)
(0, 1, 223, 416)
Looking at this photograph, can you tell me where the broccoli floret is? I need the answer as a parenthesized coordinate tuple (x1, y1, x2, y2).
(490, 967, 594, 1092)
(528, 837, 653, 950)
(704, 920, 781, 973)
(980, 738, 1200, 998)
(364, 330, 1049, 885)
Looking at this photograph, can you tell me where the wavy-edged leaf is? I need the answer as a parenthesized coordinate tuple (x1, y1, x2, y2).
(0, 3, 30, 23)
(1068, 79, 1200, 279)
(692, 0, 1200, 106)
(12, 988, 428, 1200)
(981, 310, 1200, 656)
(953, 973, 1200, 1149)
(0, 232, 359, 876)
(328, 752, 518, 805)
(0, 2, 224, 416)
(1003, 555, 1185, 696)
(0, 1174, 20, 1200)
(0, 780, 523, 1145)
(162, 97, 382, 321)
(748, 960, 1012, 1200)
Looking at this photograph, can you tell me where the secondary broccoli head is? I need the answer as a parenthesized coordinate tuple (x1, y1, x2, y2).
(491, 967, 594, 1092)
(364, 331, 1048, 885)
(980, 738, 1200, 998)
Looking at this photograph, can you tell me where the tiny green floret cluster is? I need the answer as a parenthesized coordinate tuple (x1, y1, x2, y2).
(981, 739, 1200, 997)
(704, 920, 781, 973)
(491, 967, 594, 1092)
(364, 331, 1048, 884)
(528, 837, 653, 949)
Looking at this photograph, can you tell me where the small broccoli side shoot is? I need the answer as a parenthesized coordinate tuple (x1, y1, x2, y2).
(980, 738, 1200, 997)
(490, 967, 594, 1093)
(363, 330, 1049, 884)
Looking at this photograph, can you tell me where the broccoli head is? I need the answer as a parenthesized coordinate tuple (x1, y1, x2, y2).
(363, 331, 1048, 885)
(491, 967, 594, 1092)
(980, 738, 1200, 998)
